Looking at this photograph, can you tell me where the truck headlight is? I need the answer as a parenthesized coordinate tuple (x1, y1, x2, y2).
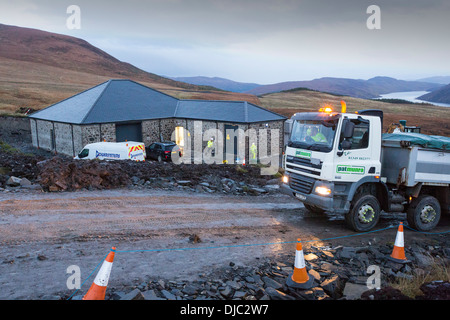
(282, 176, 289, 184)
(315, 186, 331, 196)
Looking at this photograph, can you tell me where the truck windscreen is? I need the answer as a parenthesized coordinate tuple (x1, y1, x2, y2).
(289, 119, 338, 152)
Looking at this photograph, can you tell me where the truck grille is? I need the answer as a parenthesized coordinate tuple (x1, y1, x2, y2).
(289, 173, 316, 194)
(286, 164, 321, 176)
(286, 156, 322, 169)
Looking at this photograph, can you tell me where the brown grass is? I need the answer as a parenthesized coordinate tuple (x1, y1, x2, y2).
(0, 54, 448, 137)
(0, 57, 261, 114)
(389, 257, 450, 299)
(260, 90, 450, 137)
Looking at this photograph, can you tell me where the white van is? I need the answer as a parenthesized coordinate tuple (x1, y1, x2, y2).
(75, 142, 146, 162)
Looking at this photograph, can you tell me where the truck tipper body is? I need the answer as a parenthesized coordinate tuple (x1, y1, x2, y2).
(281, 106, 450, 232)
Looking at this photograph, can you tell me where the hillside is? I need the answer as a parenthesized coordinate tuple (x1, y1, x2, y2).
(0, 24, 260, 114)
(417, 76, 450, 84)
(245, 76, 442, 99)
(259, 88, 450, 137)
(0, 24, 203, 89)
(418, 84, 450, 104)
(169, 76, 262, 93)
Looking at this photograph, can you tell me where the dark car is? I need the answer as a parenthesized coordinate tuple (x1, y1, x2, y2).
(146, 142, 182, 162)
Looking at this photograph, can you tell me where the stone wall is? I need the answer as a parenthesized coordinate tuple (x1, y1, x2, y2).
(30, 119, 38, 148)
(160, 119, 176, 142)
(142, 120, 160, 146)
(28, 118, 285, 161)
(185, 120, 199, 162)
(249, 120, 284, 162)
(35, 120, 54, 151)
(0, 116, 31, 143)
(29, 119, 81, 156)
(73, 125, 83, 155)
(81, 125, 101, 147)
(100, 124, 116, 142)
(54, 122, 74, 156)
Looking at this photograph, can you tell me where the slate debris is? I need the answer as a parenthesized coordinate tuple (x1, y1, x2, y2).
(71, 238, 449, 301)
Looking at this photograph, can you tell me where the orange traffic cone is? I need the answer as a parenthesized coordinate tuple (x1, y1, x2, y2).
(83, 247, 116, 300)
(286, 239, 315, 289)
(388, 223, 410, 263)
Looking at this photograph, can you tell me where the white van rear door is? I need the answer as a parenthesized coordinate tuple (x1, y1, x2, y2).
(128, 144, 146, 161)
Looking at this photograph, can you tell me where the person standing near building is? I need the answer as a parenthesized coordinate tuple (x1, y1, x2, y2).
(250, 142, 257, 163)
(207, 137, 215, 157)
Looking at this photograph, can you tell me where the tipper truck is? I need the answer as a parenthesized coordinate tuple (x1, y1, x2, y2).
(281, 103, 450, 232)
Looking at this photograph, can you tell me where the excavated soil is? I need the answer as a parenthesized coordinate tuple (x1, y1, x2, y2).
(0, 152, 278, 192)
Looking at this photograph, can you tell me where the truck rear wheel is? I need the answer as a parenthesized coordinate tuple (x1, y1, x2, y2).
(346, 194, 381, 232)
(407, 195, 441, 231)
(304, 204, 325, 214)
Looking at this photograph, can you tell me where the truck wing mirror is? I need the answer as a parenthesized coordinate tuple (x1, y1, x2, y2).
(337, 140, 352, 157)
(343, 121, 355, 139)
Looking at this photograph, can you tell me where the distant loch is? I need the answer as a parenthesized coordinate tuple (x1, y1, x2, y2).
(377, 91, 450, 107)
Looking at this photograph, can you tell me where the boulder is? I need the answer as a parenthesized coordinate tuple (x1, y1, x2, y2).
(19, 178, 32, 186)
(320, 275, 344, 299)
(342, 282, 369, 300)
(339, 247, 357, 259)
(120, 289, 145, 300)
(142, 290, 165, 300)
(182, 284, 199, 296)
(264, 287, 295, 300)
(262, 276, 283, 290)
(220, 286, 233, 298)
(161, 290, 177, 300)
(6, 176, 21, 186)
(418, 281, 450, 300)
(412, 252, 434, 268)
(176, 180, 192, 186)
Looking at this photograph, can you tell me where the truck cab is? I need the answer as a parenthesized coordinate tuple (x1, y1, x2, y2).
(282, 106, 386, 231)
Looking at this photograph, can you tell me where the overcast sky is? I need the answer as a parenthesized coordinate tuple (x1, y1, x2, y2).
(1, 0, 449, 84)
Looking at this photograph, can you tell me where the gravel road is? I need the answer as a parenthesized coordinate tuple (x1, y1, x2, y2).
(0, 188, 447, 300)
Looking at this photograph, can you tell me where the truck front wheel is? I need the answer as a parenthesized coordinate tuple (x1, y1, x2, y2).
(407, 195, 441, 231)
(346, 194, 381, 232)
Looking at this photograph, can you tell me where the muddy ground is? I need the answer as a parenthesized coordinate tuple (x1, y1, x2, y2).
(0, 187, 449, 300)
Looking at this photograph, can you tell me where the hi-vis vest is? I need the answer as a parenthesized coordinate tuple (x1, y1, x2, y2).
(250, 144, 257, 158)
(312, 132, 327, 143)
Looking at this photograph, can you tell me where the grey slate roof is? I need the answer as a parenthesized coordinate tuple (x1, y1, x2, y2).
(29, 79, 285, 124)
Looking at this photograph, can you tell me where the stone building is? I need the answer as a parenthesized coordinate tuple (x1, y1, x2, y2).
(29, 79, 286, 164)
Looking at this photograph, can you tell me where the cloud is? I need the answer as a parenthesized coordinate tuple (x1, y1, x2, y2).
(0, 0, 449, 82)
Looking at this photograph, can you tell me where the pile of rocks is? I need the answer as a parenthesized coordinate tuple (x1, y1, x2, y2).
(0, 175, 41, 192)
(0, 151, 282, 194)
(1, 148, 283, 194)
(66, 240, 449, 301)
(0, 151, 44, 191)
(130, 175, 281, 196)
